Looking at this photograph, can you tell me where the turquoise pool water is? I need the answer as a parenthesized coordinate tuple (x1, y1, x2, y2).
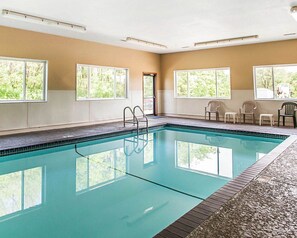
(0, 127, 283, 238)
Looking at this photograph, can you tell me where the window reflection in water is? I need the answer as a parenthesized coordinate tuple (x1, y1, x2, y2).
(144, 134, 154, 165)
(176, 141, 233, 178)
(256, 152, 266, 160)
(0, 167, 43, 218)
(76, 148, 126, 192)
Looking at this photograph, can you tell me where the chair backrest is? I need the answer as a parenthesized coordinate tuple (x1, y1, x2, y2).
(242, 101, 257, 113)
(208, 100, 221, 111)
(282, 102, 297, 115)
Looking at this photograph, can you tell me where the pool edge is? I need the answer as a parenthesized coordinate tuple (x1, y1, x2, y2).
(154, 135, 297, 238)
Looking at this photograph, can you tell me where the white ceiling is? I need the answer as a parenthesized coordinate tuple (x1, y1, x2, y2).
(1, 0, 297, 54)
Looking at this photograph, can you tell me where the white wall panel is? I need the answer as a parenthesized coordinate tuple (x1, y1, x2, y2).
(28, 90, 89, 127)
(0, 103, 28, 130)
(159, 89, 293, 122)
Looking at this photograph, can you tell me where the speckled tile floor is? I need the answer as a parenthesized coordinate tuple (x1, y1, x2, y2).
(0, 116, 296, 151)
(1, 116, 297, 237)
(188, 140, 297, 238)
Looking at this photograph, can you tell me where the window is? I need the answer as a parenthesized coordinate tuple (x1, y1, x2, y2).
(76, 64, 128, 100)
(0, 57, 47, 102)
(174, 68, 231, 98)
(254, 64, 297, 99)
(0, 167, 44, 219)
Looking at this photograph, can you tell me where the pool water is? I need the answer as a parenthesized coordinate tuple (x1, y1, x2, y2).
(0, 127, 283, 238)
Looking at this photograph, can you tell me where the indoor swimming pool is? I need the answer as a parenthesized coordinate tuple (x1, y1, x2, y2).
(0, 127, 284, 238)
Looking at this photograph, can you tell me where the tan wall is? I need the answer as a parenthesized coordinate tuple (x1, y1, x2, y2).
(0, 26, 161, 131)
(0, 26, 161, 91)
(159, 40, 297, 124)
(160, 40, 297, 90)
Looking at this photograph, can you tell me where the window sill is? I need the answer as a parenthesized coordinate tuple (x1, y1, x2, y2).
(174, 97, 231, 100)
(76, 97, 128, 101)
(0, 100, 47, 104)
(255, 98, 297, 101)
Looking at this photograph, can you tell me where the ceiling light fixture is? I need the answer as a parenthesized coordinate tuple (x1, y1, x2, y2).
(125, 37, 167, 49)
(2, 9, 86, 32)
(284, 32, 296, 36)
(291, 6, 297, 21)
(194, 35, 259, 47)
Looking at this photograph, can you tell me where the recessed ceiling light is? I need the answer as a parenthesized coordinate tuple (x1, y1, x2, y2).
(124, 37, 167, 49)
(194, 35, 259, 47)
(181, 46, 190, 49)
(284, 33, 296, 36)
(2, 9, 86, 32)
(291, 6, 297, 21)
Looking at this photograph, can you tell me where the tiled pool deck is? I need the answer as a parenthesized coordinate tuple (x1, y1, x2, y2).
(0, 116, 296, 237)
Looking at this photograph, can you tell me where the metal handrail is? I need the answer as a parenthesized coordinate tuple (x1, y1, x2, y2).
(123, 106, 139, 134)
(133, 106, 148, 132)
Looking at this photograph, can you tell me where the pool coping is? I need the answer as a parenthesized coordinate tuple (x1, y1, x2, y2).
(0, 123, 288, 157)
(0, 121, 295, 238)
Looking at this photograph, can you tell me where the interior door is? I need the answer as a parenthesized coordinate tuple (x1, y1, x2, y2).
(143, 74, 156, 115)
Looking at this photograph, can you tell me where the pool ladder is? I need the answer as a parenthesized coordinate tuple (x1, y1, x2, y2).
(123, 106, 148, 135)
(123, 133, 149, 156)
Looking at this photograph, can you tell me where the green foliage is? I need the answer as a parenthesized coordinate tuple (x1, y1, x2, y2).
(77, 66, 88, 99)
(189, 70, 216, 97)
(144, 75, 154, 98)
(255, 66, 297, 99)
(176, 71, 188, 96)
(0, 60, 45, 101)
(217, 70, 231, 98)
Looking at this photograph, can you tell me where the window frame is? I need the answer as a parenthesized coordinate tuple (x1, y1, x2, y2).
(0, 56, 48, 103)
(174, 67, 231, 99)
(76, 63, 129, 101)
(253, 63, 297, 101)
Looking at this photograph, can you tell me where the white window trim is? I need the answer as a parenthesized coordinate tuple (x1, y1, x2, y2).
(76, 63, 129, 101)
(0, 56, 48, 103)
(174, 67, 231, 99)
(253, 63, 297, 101)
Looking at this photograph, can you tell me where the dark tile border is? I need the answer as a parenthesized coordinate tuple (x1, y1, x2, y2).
(0, 126, 165, 157)
(0, 123, 288, 157)
(154, 135, 297, 238)
(165, 123, 288, 140)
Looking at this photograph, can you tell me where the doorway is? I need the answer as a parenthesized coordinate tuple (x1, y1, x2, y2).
(143, 73, 156, 115)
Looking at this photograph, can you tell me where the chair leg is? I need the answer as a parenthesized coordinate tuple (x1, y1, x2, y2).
(278, 115, 280, 127)
(283, 117, 285, 126)
(209, 112, 211, 120)
(243, 114, 245, 123)
(294, 116, 296, 128)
